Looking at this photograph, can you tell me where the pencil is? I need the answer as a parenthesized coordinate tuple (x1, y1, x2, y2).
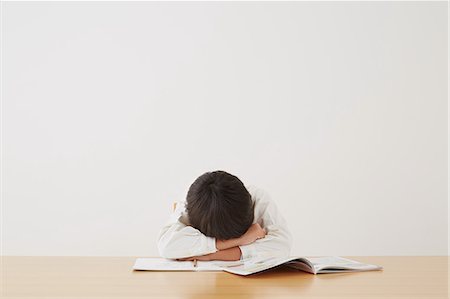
(193, 259, 197, 268)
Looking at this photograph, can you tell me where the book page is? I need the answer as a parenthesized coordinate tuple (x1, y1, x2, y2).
(221, 256, 299, 276)
(305, 257, 382, 273)
(284, 260, 315, 274)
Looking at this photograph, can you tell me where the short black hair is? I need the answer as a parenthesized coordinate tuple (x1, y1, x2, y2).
(186, 170, 254, 240)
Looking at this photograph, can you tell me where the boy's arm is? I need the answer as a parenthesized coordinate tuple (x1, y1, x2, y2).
(178, 223, 267, 261)
(238, 188, 293, 260)
(178, 247, 242, 261)
(216, 223, 267, 250)
(157, 202, 218, 259)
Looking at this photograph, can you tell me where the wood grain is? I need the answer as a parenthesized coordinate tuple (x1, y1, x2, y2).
(1, 256, 448, 298)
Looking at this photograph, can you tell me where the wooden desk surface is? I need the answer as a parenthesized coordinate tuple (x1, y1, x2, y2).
(1, 256, 448, 298)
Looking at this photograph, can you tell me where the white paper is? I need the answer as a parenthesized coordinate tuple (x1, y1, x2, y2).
(221, 256, 295, 276)
(307, 256, 382, 273)
(133, 258, 244, 272)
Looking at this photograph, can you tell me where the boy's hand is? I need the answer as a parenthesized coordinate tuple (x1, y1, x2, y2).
(238, 223, 267, 246)
(176, 247, 242, 262)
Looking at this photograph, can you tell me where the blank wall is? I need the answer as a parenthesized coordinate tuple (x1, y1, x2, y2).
(2, 1, 448, 256)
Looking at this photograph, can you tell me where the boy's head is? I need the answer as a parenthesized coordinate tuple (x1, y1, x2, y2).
(186, 170, 254, 240)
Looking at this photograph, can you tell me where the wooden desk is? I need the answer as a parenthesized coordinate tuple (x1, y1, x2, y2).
(1, 256, 448, 298)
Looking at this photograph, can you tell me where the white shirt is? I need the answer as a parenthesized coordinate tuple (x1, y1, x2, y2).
(157, 185, 293, 260)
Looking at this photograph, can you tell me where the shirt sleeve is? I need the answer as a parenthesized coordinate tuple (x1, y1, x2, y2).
(157, 201, 218, 259)
(238, 187, 293, 260)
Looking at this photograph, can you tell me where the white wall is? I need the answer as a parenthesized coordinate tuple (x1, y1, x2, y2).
(2, 2, 447, 256)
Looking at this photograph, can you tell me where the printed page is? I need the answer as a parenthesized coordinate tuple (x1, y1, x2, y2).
(284, 260, 315, 274)
(221, 256, 300, 276)
(305, 257, 382, 273)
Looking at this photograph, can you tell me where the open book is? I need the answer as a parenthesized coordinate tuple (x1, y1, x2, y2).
(133, 256, 382, 276)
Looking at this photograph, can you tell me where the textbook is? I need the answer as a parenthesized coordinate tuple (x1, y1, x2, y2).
(133, 256, 382, 276)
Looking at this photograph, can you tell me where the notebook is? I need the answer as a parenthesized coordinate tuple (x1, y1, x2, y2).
(133, 256, 382, 276)
(133, 258, 245, 272)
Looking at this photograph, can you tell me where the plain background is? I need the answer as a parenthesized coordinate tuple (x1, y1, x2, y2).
(2, 2, 448, 256)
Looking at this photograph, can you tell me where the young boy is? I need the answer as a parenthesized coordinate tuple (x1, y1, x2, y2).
(157, 170, 292, 261)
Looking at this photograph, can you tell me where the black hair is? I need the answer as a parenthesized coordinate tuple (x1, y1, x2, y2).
(186, 170, 254, 240)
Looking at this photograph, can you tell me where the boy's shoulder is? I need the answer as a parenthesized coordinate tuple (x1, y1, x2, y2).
(246, 185, 279, 226)
(246, 185, 273, 204)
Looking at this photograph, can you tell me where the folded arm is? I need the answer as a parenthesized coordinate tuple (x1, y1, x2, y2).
(238, 188, 293, 260)
(238, 222, 292, 260)
(157, 202, 218, 259)
(177, 223, 267, 261)
(177, 247, 242, 261)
